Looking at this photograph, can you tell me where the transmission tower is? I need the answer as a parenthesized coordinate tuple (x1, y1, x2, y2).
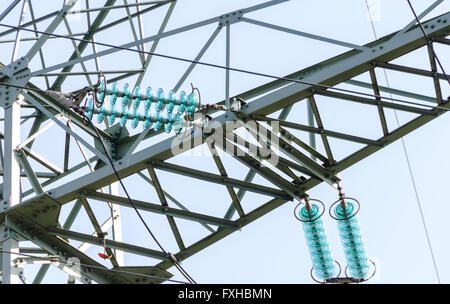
(0, 0, 448, 284)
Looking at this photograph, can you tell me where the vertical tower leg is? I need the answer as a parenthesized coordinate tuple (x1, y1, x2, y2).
(1, 95, 22, 284)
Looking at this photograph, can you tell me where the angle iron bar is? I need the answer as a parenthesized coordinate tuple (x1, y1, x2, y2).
(24, 93, 110, 163)
(66, 1, 173, 15)
(345, 79, 438, 104)
(133, 1, 177, 93)
(251, 114, 383, 147)
(31, 0, 290, 78)
(148, 160, 291, 200)
(50, 0, 117, 89)
(26, 0, 79, 62)
(47, 227, 168, 261)
(241, 17, 369, 51)
(136, 171, 216, 233)
(84, 190, 240, 229)
(373, 61, 448, 80)
(314, 89, 438, 116)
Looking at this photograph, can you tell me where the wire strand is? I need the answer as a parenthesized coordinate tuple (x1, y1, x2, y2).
(1, 78, 449, 115)
(0, 22, 447, 110)
(366, 0, 441, 283)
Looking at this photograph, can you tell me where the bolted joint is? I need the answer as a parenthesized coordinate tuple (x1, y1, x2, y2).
(218, 10, 244, 27)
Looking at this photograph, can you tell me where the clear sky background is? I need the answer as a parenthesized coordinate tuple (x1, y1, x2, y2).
(0, 0, 449, 284)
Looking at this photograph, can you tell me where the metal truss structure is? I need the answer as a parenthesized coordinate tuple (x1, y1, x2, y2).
(0, 0, 449, 283)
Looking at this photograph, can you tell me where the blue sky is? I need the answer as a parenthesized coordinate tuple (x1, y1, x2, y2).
(0, 0, 449, 283)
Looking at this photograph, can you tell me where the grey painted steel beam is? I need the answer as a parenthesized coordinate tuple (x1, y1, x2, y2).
(14, 149, 43, 195)
(50, 0, 117, 89)
(369, 69, 389, 136)
(345, 79, 438, 104)
(173, 26, 221, 92)
(0, 0, 21, 22)
(27, 0, 50, 89)
(33, 199, 82, 284)
(0, 11, 59, 38)
(0, 171, 55, 178)
(136, 171, 215, 233)
(148, 160, 291, 200)
(23, 93, 110, 163)
(67, 1, 172, 15)
(236, 114, 339, 186)
(84, 190, 239, 229)
(208, 143, 245, 217)
(252, 115, 383, 147)
(308, 96, 334, 163)
(21, 146, 63, 174)
(33, 69, 145, 77)
(23, 84, 113, 141)
(26, 0, 79, 62)
(394, 0, 444, 39)
(91, 1, 168, 34)
(426, 45, 444, 105)
(373, 61, 448, 80)
(242, 17, 369, 51)
(46, 227, 169, 261)
(21, 155, 99, 198)
(314, 89, 437, 116)
(11, 0, 28, 63)
(122, 0, 146, 66)
(279, 126, 329, 164)
(221, 138, 306, 200)
(433, 37, 450, 45)
(147, 167, 185, 250)
(47, 227, 173, 261)
(132, 1, 176, 100)
(228, 132, 308, 182)
(79, 196, 119, 267)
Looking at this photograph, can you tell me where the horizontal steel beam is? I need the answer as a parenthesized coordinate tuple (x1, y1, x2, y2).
(149, 161, 291, 200)
(345, 79, 438, 104)
(432, 37, 450, 45)
(67, 1, 172, 15)
(314, 89, 437, 116)
(47, 227, 168, 261)
(0, 171, 56, 178)
(252, 114, 383, 146)
(374, 61, 447, 80)
(83, 191, 240, 229)
(242, 17, 369, 51)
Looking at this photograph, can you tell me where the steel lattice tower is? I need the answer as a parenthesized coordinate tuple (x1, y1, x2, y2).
(0, 0, 449, 283)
